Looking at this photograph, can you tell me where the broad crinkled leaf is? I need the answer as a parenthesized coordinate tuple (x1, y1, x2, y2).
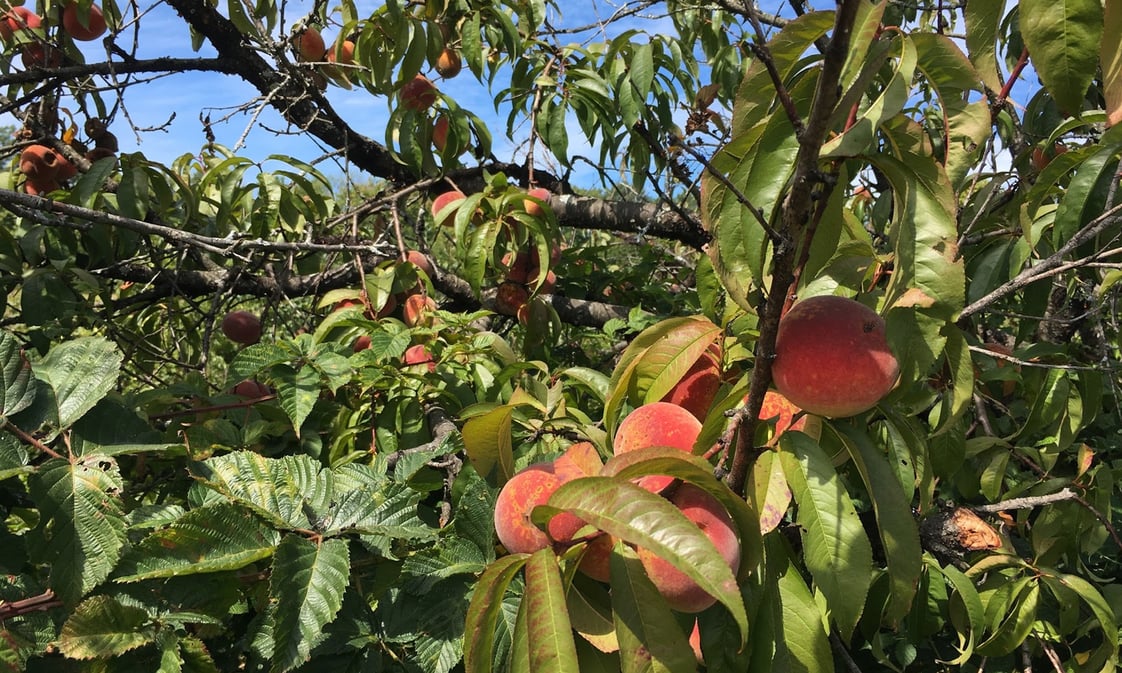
(273, 364, 320, 437)
(28, 457, 128, 604)
(57, 594, 155, 660)
(191, 452, 331, 530)
(33, 337, 122, 432)
(779, 433, 873, 640)
(0, 331, 35, 420)
(269, 535, 350, 673)
(114, 502, 281, 582)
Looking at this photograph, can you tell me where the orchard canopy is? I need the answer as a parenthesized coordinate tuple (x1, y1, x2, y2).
(2, 0, 1122, 671)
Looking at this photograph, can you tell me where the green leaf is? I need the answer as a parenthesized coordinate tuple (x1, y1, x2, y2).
(269, 536, 350, 673)
(749, 450, 791, 535)
(547, 477, 748, 643)
(0, 330, 35, 420)
(630, 318, 721, 405)
(29, 457, 128, 604)
(609, 544, 696, 673)
(776, 549, 834, 673)
(1102, 0, 1122, 125)
(191, 452, 330, 530)
(932, 558, 984, 665)
(462, 405, 515, 485)
(465, 555, 528, 673)
(57, 594, 155, 660)
(523, 548, 579, 673)
(835, 423, 923, 624)
(273, 364, 320, 437)
(33, 336, 122, 432)
(977, 580, 1039, 656)
(965, 0, 1004, 90)
(779, 433, 873, 639)
(1020, 0, 1103, 115)
(114, 502, 281, 582)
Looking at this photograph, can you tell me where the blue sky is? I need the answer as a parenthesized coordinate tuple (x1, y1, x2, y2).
(15, 1, 1034, 186)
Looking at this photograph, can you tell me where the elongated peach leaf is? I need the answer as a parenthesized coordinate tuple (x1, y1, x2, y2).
(523, 549, 579, 673)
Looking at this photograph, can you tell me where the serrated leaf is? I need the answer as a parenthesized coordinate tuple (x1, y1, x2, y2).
(33, 336, 122, 431)
(191, 452, 330, 530)
(0, 331, 35, 420)
(835, 424, 922, 624)
(609, 544, 695, 673)
(546, 477, 748, 644)
(228, 343, 295, 383)
(57, 595, 155, 660)
(29, 457, 127, 604)
(325, 481, 434, 542)
(523, 548, 579, 673)
(269, 536, 350, 673)
(465, 555, 528, 673)
(462, 405, 515, 485)
(779, 433, 873, 640)
(1020, 0, 1103, 115)
(273, 364, 319, 437)
(114, 502, 281, 582)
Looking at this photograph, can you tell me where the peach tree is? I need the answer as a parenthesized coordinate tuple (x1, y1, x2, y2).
(0, 0, 1120, 671)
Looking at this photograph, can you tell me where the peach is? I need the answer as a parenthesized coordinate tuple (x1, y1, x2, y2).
(405, 249, 433, 278)
(62, 3, 107, 41)
(21, 42, 61, 68)
(613, 402, 702, 493)
(327, 39, 354, 66)
(771, 295, 899, 417)
(19, 144, 60, 181)
(294, 26, 325, 61)
(431, 190, 465, 227)
(432, 115, 449, 151)
(353, 335, 372, 352)
(403, 344, 435, 372)
(400, 74, 437, 111)
(660, 343, 722, 421)
(0, 7, 40, 41)
(375, 292, 398, 319)
(637, 484, 740, 613)
(402, 293, 437, 327)
(493, 463, 582, 554)
(527, 267, 556, 294)
(435, 48, 462, 78)
(503, 249, 533, 283)
(576, 531, 615, 583)
(552, 441, 602, 480)
(756, 389, 806, 438)
(221, 310, 261, 345)
(495, 280, 529, 316)
(231, 379, 270, 399)
(523, 187, 550, 218)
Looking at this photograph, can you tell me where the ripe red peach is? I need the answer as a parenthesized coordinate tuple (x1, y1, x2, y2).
(231, 379, 270, 399)
(432, 115, 449, 151)
(660, 343, 722, 421)
(327, 39, 354, 66)
(0, 7, 40, 41)
(526, 267, 556, 294)
(523, 187, 550, 218)
(353, 334, 372, 352)
(613, 402, 702, 493)
(771, 295, 899, 418)
(221, 310, 261, 345)
(493, 463, 582, 554)
(21, 42, 61, 68)
(431, 190, 465, 227)
(495, 280, 529, 316)
(552, 441, 602, 480)
(403, 344, 436, 372)
(637, 484, 740, 613)
(402, 293, 437, 327)
(405, 249, 434, 277)
(294, 26, 325, 61)
(400, 74, 438, 111)
(62, 2, 107, 41)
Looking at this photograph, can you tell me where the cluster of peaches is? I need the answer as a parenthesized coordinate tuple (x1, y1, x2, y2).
(220, 309, 273, 400)
(18, 118, 117, 194)
(492, 293, 901, 621)
(1, 2, 108, 68)
(431, 186, 556, 322)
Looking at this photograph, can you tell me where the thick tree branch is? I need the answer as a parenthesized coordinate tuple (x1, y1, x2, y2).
(726, 0, 863, 496)
(548, 194, 708, 250)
